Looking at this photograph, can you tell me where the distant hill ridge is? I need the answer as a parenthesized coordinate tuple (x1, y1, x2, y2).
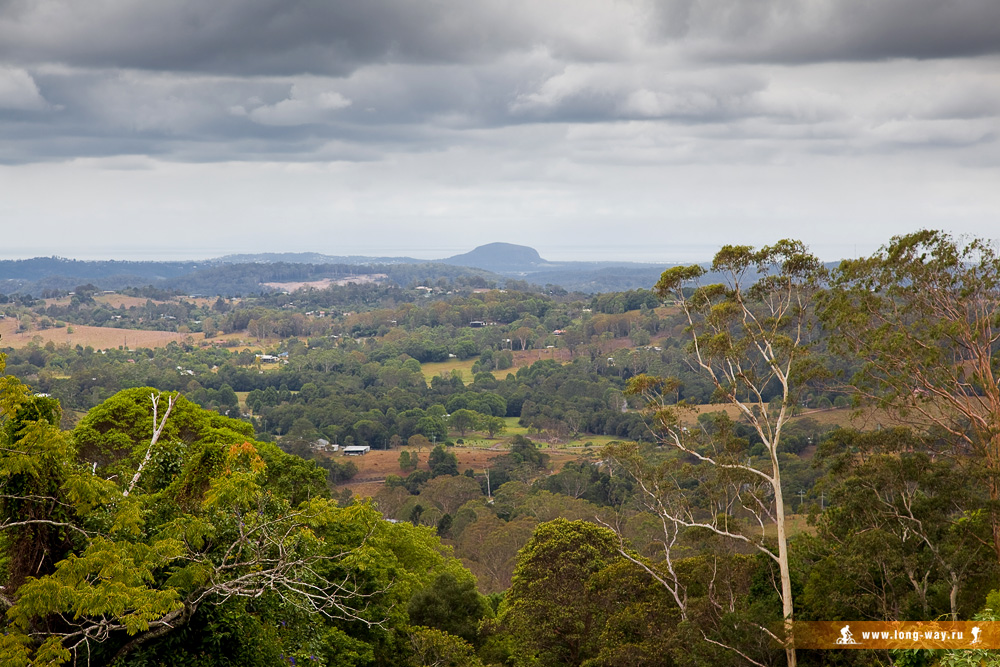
(441, 242, 548, 272)
(0, 242, 694, 296)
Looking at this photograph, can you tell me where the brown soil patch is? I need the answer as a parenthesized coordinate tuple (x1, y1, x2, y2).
(512, 347, 570, 365)
(334, 445, 583, 498)
(508, 336, 641, 368)
(0, 319, 188, 350)
(41, 295, 168, 308)
(264, 274, 387, 292)
(97, 294, 161, 308)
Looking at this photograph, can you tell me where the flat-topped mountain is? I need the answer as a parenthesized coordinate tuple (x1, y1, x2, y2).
(441, 243, 550, 272)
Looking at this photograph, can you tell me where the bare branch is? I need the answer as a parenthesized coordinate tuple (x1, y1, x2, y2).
(124, 392, 176, 497)
(700, 630, 769, 667)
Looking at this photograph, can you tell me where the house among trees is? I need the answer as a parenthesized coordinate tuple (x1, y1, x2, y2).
(310, 439, 338, 453)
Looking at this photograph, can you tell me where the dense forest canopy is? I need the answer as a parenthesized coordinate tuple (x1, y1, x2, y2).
(1, 231, 998, 666)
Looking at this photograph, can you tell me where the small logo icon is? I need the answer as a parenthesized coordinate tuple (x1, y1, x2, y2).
(836, 625, 859, 645)
(971, 626, 982, 645)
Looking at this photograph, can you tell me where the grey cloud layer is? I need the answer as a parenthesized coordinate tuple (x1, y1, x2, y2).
(0, 0, 607, 75)
(4, 0, 999, 75)
(0, 0, 998, 166)
(650, 0, 1000, 62)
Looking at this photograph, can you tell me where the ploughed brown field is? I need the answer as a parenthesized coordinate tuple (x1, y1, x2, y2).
(0, 318, 188, 350)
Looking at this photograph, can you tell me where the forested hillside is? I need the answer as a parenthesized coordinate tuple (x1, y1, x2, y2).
(2, 231, 998, 666)
(0, 243, 672, 297)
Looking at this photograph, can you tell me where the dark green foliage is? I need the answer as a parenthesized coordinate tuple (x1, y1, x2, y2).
(799, 427, 998, 623)
(428, 444, 458, 478)
(403, 470, 431, 494)
(0, 393, 78, 591)
(407, 571, 488, 644)
(0, 362, 490, 667)
(535, 460, 632, 507)
(445, 392, 507, 418)
(497, 519, 623, 666)
(72, 386, 254, 496)
(111, 597, 285, 667)
(319, 457, 359, 485)
(479, 435, 549, 494)
(590, 289, 660, 314)
(398, 449, 416, 471)
(435, 513, 453, 538)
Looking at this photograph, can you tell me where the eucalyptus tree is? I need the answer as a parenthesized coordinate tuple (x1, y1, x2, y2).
(609, 241, 826, 667)
(802, 428, 993, 623)
(819, 230, 1000, 563)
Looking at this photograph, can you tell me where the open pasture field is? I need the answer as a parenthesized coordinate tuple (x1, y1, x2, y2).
(336, 443, 586, 498)
(419, 357, 480, 382)
(263, 274, 386, 292)
(419, 357, 542, 384)
(764, 513, 816, 538)
(676, 403, 881, 430)
(0, 318, 188, 350)
(96, 294, 163, 308)
(200, 331, 283, 351)
(419, 346, 576, 384)
(41, 294, 170, 309)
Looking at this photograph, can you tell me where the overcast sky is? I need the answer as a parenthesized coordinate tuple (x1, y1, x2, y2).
(1, 0, 998, 263)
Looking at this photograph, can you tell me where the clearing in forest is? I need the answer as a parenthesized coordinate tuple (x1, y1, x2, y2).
(0, 318, 188, 350)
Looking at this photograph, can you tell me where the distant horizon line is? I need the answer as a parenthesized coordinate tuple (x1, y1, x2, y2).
(0, 241, 878, 265)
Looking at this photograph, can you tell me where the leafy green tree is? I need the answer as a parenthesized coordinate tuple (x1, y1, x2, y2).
(416, 416, 448, 444)
(615, 241, 826, 667)
(322, 457, 359, 484)
(407, 571, 488, 644)
(511, 326, 534, 351)
(820, 230, 1000, 564)
(497, 519, 621, 666)
(483, 416, 506, 438)
(448, 409, 479, 437)
(480, 436, 550, 493)
(428, 445, 459, 478)
(353, 418, 386, 448)
(801, 428, 995, 622)
(536, 460, 631, 507)
(405, 626, 484, 667)
(495, 350, 514, 370)
(0, 362, 113, 597)
(399, 449, 413, 470)
(420, 474, 483, 515)
(0, 380, 415, 666)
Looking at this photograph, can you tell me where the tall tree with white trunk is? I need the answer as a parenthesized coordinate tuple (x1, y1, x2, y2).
(610, 241, 825, 667)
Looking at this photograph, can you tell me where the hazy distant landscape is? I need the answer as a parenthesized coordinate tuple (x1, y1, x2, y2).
(2, 0, 999, 664)
(4, 229, 1000, 666)
(0, 242, 676, 296)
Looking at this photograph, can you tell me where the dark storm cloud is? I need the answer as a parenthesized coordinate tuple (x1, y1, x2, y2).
(0, 0, 549, 76)
(0, 0, 997, 167)
(650, 0, 1000, 62)
(4, 0, 997, 79)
